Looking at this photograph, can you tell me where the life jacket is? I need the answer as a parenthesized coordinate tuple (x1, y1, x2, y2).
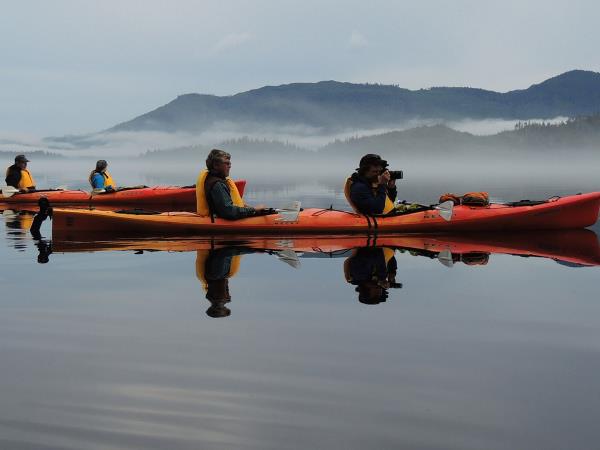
(195, 249, 242, 291)
(344, 176, 394, 215)
(3, 211, 35, 230)
(11, 168, 36, 190)
(196, 169, 244, 216)
(89, 171, 116, 190)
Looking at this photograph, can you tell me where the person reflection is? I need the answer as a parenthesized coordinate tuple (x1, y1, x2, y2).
(29, 197, 53, 263)
(196, 246, 254, 318)
(3, 208, 36, 251)
(344, 246, 402, 305)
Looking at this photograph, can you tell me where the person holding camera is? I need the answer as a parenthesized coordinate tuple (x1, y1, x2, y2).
(344, 154, 401, 215)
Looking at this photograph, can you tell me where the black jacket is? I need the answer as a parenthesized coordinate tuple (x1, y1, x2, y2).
(205, 172, 256, 220)
(349, 173, 397, 215)
(348, 247, 397, 285)
(5, 165, 21, 189)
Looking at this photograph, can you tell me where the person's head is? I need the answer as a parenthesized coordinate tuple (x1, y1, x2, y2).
(95, 160, 108, 173)
(15, 154, 29, 170)
(357, 154, 387, 182)
(205, 279, 232, 318)
(356, 280, 388, 305)
(206, 149, 232, 178)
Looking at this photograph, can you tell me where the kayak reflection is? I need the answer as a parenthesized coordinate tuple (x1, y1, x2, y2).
(47, 230, 600, 317)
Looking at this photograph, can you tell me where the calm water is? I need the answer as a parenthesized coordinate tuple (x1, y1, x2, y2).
(1, 160, 600, 450)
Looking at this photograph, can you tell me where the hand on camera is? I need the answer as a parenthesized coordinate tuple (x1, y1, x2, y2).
(378, 170, 391, 186)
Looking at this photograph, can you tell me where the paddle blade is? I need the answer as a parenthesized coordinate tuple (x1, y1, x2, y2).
(436, 200, 454, 222)
(276, 201, 301, 223)
(0, 186, 19, 198)
(276, 249, 301, 269)
(437, 249, 454, 268)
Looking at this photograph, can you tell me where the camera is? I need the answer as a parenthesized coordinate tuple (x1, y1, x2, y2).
(388, 170, 403, 180)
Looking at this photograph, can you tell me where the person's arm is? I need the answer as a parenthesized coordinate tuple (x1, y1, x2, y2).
(350, 182, 387, 215)
(5, 168, 21, 189)
(387, 184, 397, 203)
(209, 182, 256, 220)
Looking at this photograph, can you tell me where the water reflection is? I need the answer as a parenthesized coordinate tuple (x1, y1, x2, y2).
(1, 202, 600, 449)
(43, 230, 600, 318)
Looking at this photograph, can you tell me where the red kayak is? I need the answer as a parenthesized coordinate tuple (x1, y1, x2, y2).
(52, 192, 600, 234)
(0, 181, 246, 206)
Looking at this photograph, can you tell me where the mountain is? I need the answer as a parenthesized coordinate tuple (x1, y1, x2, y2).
(140, 115, 600, 160)
(320, 115, 600, 156)
(109, 70, 600, 133)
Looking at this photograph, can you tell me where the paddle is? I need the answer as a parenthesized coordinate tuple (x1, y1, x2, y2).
(258, 201, 303, 222)
(275, 201, 302, 223)
(1, 186, 69, 198)
(1, 186, 20, 198)
(396, 200, 454, 222)
(437, 249, 454, 267)
(432, 200, 454, 222)
(275, 248, 301, 268)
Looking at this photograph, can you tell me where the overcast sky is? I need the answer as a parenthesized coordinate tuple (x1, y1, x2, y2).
(1, 0, 598, 135)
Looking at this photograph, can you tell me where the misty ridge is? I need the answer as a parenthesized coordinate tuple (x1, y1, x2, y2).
(5, 69, 600, 162)
(103, 70, 600, 135)
(140, 115, 600, 162)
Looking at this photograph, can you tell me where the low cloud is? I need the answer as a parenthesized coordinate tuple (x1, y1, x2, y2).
(212, 32, 253, 54)
(349, 30, 368, 49)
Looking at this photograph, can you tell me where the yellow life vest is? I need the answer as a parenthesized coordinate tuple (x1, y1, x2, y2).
(16, 212, 35, 230)
(195, 250, 242, 291)
(344, 176, 394, 215)
(18, 169, 36, 190)
(89, 170, 116, 190)
(196, 169, 244, 216)
(102, 171, 116, 189)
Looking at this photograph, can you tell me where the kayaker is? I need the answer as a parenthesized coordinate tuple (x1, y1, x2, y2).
(345, 154, 397, 215)
(5, 154, 36, 192)
(89, 160, 117, 192)
(196, 246, 255, 318)
(344, 246, 401, 305)
(196, 149, 266, 220)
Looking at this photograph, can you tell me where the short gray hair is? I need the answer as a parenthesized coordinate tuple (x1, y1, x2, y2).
(206, 149, 231, 170)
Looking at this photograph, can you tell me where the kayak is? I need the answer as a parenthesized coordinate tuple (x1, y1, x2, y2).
(51, 230, 600, 267)
(0, 181, 246, 205)
(52, 192, 600, 234)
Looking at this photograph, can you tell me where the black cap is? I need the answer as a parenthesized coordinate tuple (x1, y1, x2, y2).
(15, 154, 29, 163)
(358, 154, 388, 170)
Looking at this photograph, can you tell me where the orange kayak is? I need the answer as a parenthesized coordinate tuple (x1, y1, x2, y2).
(51, 230, 600, 267)
(0, 181, 246, 206)
(52, 192, 600, 234)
